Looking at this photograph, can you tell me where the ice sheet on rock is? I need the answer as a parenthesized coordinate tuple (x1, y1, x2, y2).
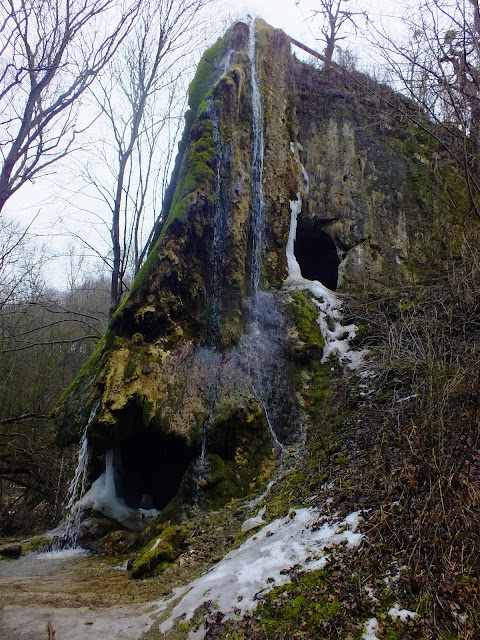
(286, 197, 302, 280)
(241, 507, 266, 532)
(284, 191, 367, 371)
(300, 164, 309, 192)
(155, 508, 362, 638)
(78, 450, 159, 531)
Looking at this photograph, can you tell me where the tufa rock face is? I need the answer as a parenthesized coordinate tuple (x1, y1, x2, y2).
(55, 20, 467, 528)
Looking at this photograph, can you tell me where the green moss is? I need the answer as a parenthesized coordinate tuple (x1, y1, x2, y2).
(304, 363, 331, 421)
(121, 34, 231, 299)
(54, 337, 105, 445)
(231, 568, 342, 637)
(288, 290, 325, 353)
(265, 471, 309, 520)
(124, 356, 137, 380)
(130, 524, 190, 579)
(18, 536, 49, 554)
(400, 123, 439, 159)
(188, 35, 229, 114)
(200, 453, 243, 508)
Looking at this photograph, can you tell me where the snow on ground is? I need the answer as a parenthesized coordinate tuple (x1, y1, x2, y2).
(154, 508, 363, 638)
(362, 618, 380, 640)
(388, 603, 417, 621)
(1, 509, 363, 640)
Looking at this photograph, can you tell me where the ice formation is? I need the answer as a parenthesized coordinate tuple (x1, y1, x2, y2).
(241, 506, 266, 532)
(78, 450, 159, 531)
(284, 186, 368, 371)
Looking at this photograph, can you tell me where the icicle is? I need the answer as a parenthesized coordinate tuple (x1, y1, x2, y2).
(77, 449, 160, 531)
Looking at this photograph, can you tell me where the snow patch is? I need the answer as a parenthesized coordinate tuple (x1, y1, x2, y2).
(365, 585, 379, 602)
(388, 603, 417, 621)
(241, 507, 266, 532)
(155, 508, 363, 638)
(362, 618, 380, 640)
(384, 563, 406, 587)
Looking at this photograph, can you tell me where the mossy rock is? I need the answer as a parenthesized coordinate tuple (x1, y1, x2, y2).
(54, 338, 104, 445)
(130, 524, 191, 579)
(288, 290, 325, 359)
(21, 536, 50, 554)
(198, 453, 244, 509)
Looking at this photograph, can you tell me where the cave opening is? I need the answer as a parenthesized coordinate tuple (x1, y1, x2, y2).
(295, 221, 340, 290)
(116, 430, 197, 511)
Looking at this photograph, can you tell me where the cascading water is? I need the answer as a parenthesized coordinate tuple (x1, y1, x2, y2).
(55, 402, 101, 548)
(248, 18, 265, 298)
(285, 142, 369, 375)
(57, 430, 90, 548)
(57, 24, 301, 528)
(191, 348, 223, 500)
(206, 101, 229, 343)
(242, 19, 299, 451)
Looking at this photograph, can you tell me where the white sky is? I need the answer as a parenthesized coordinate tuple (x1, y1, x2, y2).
(3, 0, 406, 290)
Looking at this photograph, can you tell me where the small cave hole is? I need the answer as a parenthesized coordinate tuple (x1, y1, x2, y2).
(295, 221, 340, 290)
(115, 430, 196, 511)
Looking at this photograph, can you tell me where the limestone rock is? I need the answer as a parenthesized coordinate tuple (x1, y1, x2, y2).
(54, 19, 467, 536)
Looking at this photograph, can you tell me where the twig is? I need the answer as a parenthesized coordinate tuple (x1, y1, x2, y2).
(47, 620, 55, 639)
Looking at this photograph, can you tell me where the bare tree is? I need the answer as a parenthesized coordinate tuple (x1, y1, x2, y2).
(369, 0, 480, 215)
(310, 0, 365, 67)
(0, 215, 45, 309)
(0, 0, 142, 215)
(79, 0, 211, 314)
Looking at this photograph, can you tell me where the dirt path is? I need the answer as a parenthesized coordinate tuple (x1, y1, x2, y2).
(0, 551, 164, 640)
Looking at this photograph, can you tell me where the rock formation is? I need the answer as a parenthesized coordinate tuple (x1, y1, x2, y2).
(54, 19, 467, 534)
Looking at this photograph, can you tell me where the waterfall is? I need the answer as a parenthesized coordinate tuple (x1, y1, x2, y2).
(284, 148, 369, 374)
(248, 18, 265, 298)
(242, 20, 300, 451)
(192, 403, 215, 504)
(57, 431, 90, 549)
(55, 402, 100, 548)
(206, 101, 228, 343)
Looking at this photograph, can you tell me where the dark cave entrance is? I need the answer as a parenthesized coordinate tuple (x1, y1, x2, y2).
(295, 221, 340, 290)
(115, 430, 196, 511)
